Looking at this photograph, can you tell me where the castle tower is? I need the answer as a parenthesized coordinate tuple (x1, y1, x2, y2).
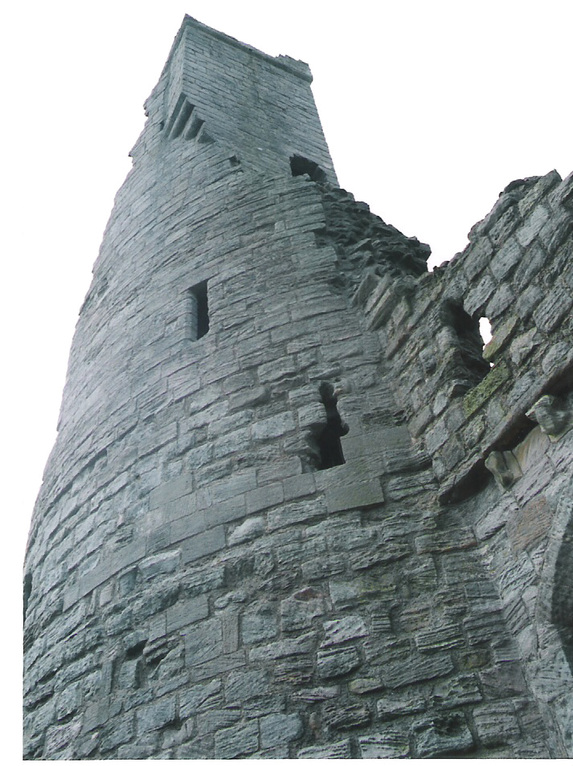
(24, 17, 573, 759)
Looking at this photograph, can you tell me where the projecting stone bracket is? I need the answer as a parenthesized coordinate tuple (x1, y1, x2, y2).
(163, 93, 214, 143)
(526, 394, 573, 442)
(484, 449, 523, 490)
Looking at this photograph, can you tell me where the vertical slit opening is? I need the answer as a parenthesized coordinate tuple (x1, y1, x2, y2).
(443, 301, 491, 389)
(317, 382, 348, 470)
(23, 572, 32, 623)
(188, 281, 209, 340)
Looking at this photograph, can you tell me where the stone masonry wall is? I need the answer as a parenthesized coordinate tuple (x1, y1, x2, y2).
(24, 16, 573, 760)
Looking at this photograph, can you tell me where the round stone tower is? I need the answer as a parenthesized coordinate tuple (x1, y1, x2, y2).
(24, 16, 573, 759)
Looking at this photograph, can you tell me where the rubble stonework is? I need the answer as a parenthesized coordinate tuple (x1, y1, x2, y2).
(23, 16, 573, 759)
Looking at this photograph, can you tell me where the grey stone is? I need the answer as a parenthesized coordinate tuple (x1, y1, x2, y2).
(228, 515, 265, 545)
(214, 719, 259, 759)
(380, 652, 454, 688)
(321, 615, 368, 647)
(317, 645, 362, 679)
(136, 696, 177, 733)
(23, 12, 573, 762)
(225, 669, 268, 702)
(259, 713, 302, 748)
(180, 679, 222, 718)
(280, 587, 326, 632)
(241, 603, 278, 645)
(297, 739, 352, 758)
(413, 715, 474, 757)
(358, 731, 410, 758)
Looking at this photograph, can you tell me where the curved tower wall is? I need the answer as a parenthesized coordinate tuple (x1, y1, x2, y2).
(24, 16, 573, 759)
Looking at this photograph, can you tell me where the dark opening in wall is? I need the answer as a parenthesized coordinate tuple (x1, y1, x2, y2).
(188, 280, 209, 340)
(552, 512, 573, 670)
(23, 572, 32, 623)
(290, 154, 327, 183)
(442, 301, 491, 390)
(317, 382, 349, 470)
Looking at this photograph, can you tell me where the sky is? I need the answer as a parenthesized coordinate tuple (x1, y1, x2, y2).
(4, 0, 571, 761)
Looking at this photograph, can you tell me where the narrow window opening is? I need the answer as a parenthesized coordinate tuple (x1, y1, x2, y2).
(290, 154, 327, 183)
(23, 572, 32, 623)
(317, 382, 349, 470)
(479, 317, 492, 345)
(479, 316, 494, 369)
(188, 280, 209, 340)
(552, 513, 573, 671)
(442, 301, 491, 390)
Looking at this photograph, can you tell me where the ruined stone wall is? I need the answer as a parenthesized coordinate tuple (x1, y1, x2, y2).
(351, 169, 573, 754)
(24, 16, 573, 760)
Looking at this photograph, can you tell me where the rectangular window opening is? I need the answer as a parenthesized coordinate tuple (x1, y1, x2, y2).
(188, 280, 209, 340)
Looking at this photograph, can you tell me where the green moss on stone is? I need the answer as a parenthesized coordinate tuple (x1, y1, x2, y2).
(463, 360, 510, 417)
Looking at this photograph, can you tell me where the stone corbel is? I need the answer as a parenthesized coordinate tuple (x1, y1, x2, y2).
(485, 450, 523, 490)
(526, 394, 572, 442)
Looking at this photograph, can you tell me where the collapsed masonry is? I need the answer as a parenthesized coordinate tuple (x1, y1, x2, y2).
(24, 15, 573, 759)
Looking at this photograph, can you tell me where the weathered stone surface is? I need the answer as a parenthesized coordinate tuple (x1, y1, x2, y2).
(321, 615, 368, 647)
(136, 696, 178, 734)
(23, 13, 573, 762)
(259, 713, 302, 749)
(358, 730, 410, 758)
(179, 679, 223, 718)
(413, 715, 474, 757)
(317, 645, 362, 679)
(298, 739, 352, 758)
(214, 719, 259, 759)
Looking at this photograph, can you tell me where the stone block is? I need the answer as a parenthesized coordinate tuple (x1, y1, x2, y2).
(327, 702, 371, 730)
(185, 617, 222, 667)
(241, 603, 278, 645)
(139, 550, 180, 580)
(225, 669, 268, 702)
(321, 615, 368, 647)
(245, 482, 284, 512)
(473, 702, 521, 745)
(431, 673, 482, 707)
(180, 525, 226, 565)
(413, 714, 474, 757)
(533, 284, 573, 333)
(259, 713, 302, 748)
(149, 473, 193, 510)
(490, 237, 523, 280)
(463, 361, 510, 417)
(196, 707, 242, 735)
(377, 686, 427, 719)
(249, 632, 315, 662)
(316, 645, 362, 679)
(136, 696, 177, 734)
(228, 515, 265, 545)
(99, 713, 135, 753)
(280, 587, 326, 632)
(380, 652, 454, 689)
(325, 478, 384, 513)
(297, 739, 351, 758)
(358, 731, 410, 758)
(479, 661, 528, 698)
(516, 203, 550, 247)
(252, 411, 296, 440)
(165, 594, 209, 632)
(282, 472, 317, 500)
(214, 719, 259, 759)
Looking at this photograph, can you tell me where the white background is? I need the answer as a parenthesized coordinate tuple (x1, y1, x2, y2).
(4, 1, 571, 761)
